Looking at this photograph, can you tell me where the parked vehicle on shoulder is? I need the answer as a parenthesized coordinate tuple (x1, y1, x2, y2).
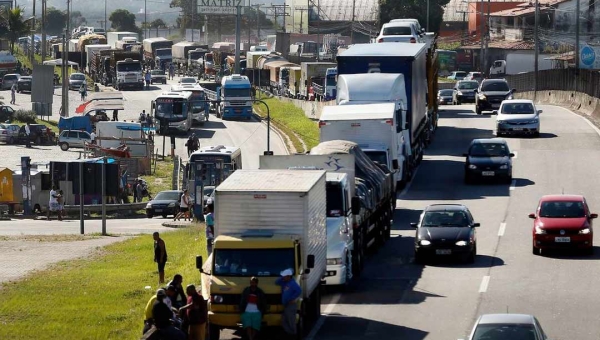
(452, 80, 478, 104)
(466, 314, 549, 340)
(58, 130, 92, 151)
(0, 123, 19, 144)
(17, 124, 56, 145)
(17, 76, 32, 93)
(0, 105, 15, 121)
(530, 194, 597, 256)
(412, 204, 479, 264)
(475, 78, 515, 115)
(463, 138, 514, 184)
(495, 99, 541, 136)
(1, 73, 20, 90)
(145, 190, 183, 218)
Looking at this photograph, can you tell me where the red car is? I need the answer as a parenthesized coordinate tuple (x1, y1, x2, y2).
(530, 195, 598, 255)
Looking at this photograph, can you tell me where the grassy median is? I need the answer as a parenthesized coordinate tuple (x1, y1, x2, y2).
(0, 225, 207, 339)
(253, 96, 320, 153)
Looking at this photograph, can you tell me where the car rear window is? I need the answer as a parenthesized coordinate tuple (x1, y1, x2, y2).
(481, 81, 509, 92)
(458, 81, 478, 89)
(4, 75, 17, 81)
(540, 201, 585, 218)
(473, 324, 536, 340)
(454, 72, 467, 77)
(439, 90, 453, 96)
(383, 26, 413, 36)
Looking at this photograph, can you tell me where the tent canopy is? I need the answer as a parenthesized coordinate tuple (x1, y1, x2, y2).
(84, 100, 124, 112)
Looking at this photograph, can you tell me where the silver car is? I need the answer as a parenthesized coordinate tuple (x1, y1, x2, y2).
(0, 123, 20, 144)
(465, 314, 548, 340)
(495, 99, 541, 137)
(69, 73, 86, 91)
(1, 73, 20, 90)
(58, 130, 91, 151)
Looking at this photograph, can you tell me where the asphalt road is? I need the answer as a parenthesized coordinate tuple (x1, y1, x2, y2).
(303, 103, 600, 340)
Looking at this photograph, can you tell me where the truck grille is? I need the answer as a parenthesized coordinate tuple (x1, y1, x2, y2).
(214, 293, 282, 306)
(230, 101, 247, 106)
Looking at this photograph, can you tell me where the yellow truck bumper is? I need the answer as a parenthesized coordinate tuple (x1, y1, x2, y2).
(209, 312, 287, 328)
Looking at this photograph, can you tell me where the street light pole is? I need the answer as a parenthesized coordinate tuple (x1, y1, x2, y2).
(104, 0, 107, 31)
(575, 0, 580, 91)
(252, 99, 270, 152)
(534, 0, 539, 100)
(30, 0, 35, 65)
(144, 0, 147, 39)
(426, 0, 430, 32)
(479, 0, 484, 71)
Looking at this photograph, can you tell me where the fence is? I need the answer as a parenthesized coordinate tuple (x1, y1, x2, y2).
(505, 69, 600, 99)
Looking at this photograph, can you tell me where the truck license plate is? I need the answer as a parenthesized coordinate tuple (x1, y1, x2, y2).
(482, 171, 495, 176)
(555, 237, 570, 243)
(436, 249, 451, 255)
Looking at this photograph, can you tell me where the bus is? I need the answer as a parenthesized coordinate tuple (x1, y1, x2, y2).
(436, 50, 458, 77)
(170, 84, 209, 126)
(152, 91, 193, 134)
(186, 145, 242, 217)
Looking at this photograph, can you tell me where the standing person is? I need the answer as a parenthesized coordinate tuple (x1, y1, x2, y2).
(24, 122, 31, 148)
(179, 284, 207, 340)
(174, 189, 190, 222)
(135, 179, 144, 203)
(153, 232, 168, 284)
(112, 109, 119, 121)
(192, 133, 200, 152)
(185, 136, 195, 156)
(145, 71, 152, 90)
(47, 185, 62, 221)
(275, 269, 302, 338)
(79, 83, 87, 101)
(57, 190, 65, 220)
(169, 63, 175, 80)
(89, 129, 96, 144)
(167, 274, 187, 309)
(204, 204, 215, 254)
(10, 82, 16, 104)
(240, 277, 266, 340)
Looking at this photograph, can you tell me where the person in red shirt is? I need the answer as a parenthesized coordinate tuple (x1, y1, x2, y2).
(239, 277, 267, 340)
(179, 284, 207, 340)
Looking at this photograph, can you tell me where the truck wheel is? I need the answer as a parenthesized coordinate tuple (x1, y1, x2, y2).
(208, 323, 220, 340)
(343, 251, 353, 286)
(352, 233, 364, 277)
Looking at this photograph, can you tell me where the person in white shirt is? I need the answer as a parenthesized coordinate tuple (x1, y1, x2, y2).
(24, 122, 31, 148)
(47, 185, 62, 221)
(174, 189, 191, 222)
(89, 130, 96, 144)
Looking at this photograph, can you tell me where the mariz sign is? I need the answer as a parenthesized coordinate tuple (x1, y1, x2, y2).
(198, 0, 245, 14)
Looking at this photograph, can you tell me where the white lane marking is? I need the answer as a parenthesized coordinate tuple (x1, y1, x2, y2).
(509, 179, 516, 190)
(512, 151, 518, 159)
(479, 276, 491, 293)
(399, 166, 421, 197)
(498, 223, 506, 236)
(305, 292, 342, 340)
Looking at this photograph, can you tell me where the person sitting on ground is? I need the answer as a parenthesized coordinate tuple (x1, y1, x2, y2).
(167, 274, 187, 309)
(150, 288, 186, 340)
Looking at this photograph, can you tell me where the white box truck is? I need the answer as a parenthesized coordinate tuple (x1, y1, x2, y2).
(197, 169, 326, 339)
(84, 44, 111, 73)
(106, 31, 139, 48)
(319, 103, 403, 190)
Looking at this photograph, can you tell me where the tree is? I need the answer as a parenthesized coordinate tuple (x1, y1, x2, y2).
(45, 7, 67, 35)
(379, 0, 450, 33)
(71, 11, 87, 27)
(110, 9, 140, 33)
(3, 7, 29, 53)
(150, 19, 167, 28)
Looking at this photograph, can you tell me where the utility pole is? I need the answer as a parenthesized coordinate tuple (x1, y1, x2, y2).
(316, 0, 320, 61)
(479, 0, 484, 71)
(484, 0, 490, 75)
(575, 0, 580, 91)
(144, 0, 147, 39)
(191, 0, 196, 42)
(256, 4, 260, 44)
(534, 0, 539, 99)
(426, 0, 430, 32)
(30, 0, 36, 65)
(235, 5, 241, 74)
(41, 0, 46, 62)
(350, 0, 355, 43)
(296, 7, 308, 34)
(104, 0, 107, 32)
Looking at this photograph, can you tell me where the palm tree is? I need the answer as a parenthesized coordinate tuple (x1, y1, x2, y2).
(2, 7, 29, 54)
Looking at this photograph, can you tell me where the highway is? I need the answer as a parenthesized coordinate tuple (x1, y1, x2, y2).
(301, 103, 600, 340)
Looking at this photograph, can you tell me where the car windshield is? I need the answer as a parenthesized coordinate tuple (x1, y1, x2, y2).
(502, 103, 535, 114)
(482, 81, 510, 92)
(4, 75, 17, 81)
(213, 248, 295, 277)
(70, 74, 85, 80)
(154, 191, 181, 201)
(470, 72, 482, 77)
(422, 211, 469, 227)
(181, 78, 196, 84)
(383, 26, 413, 36)
(117, 63, 142, 72)
(473, 324, 537, 340)
(203, 187, 214, 196)
(454, 72, 466, 77)
(469, 143, 509, 157)
(539, 201, 586, 218)
(459, 81, 478, 90)
(364, 151, 388, 166)
(326, 182, 345, 217)
(439, 90, 453, 96)
(224, 88, 250, 97)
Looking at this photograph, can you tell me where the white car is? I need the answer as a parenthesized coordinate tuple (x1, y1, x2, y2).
(389, 18, 425, 34)
(494, 99, 542, 137)
(179, 77, 198, 85)
(376, 22, 422, 43)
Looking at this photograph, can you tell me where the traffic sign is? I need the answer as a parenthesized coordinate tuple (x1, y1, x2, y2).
(197, 0, 245, 14)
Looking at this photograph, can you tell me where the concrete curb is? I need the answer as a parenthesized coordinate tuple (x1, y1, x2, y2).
(516, 90, 600, 126)
(161, 221, 195, 228)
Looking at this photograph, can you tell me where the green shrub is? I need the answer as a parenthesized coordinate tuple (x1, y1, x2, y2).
(14, 109, 37, 123)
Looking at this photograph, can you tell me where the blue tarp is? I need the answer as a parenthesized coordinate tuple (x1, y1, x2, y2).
(58, 115, 92, 133)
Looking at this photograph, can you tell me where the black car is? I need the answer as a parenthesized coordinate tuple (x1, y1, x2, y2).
(412, 204, 480, 263)
(17, 124, 56, 145)
(464, 138, 514, 184)
(437, 89, 453, 105)
(475, 79, 516, 115)
(146, 190, 183, 218)
(453, 80, 479, 104)
(17, 76, 32, 93)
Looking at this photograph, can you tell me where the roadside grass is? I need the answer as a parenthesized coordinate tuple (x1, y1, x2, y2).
(143, 158, 174, 196)
(253, 95, 320, 153)
(438, 77, 455, 83)
(0, 224, 207, 339)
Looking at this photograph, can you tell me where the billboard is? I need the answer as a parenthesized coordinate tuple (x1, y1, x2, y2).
(198, 0, 244, 14)
(579, 44, 600, 70)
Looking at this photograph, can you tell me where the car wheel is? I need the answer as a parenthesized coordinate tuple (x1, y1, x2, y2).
(532, 246, 541, 255)
(467, 246, 476, 263)
(147, 213, 153, 219)
(476, 106, 482, 115)
(585, 246, 594, 256)
(59, 142, 69, 151)
(162, 214, 168, 218)
(533, 131, 540, 137)
(505, 176, 513, 185)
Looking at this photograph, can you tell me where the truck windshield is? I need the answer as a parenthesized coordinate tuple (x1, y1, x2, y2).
(364, 151, 388, 167)
(224, 88, 250, 98)
(155, 98, 188, 119)
(326, 75, 336, 87)
(117, 63, 142, 72)
(213, 248, 295, 277)
(326, 183, 345, 217)
(156, 49, 171, 56)
(205, 54, 213, 62)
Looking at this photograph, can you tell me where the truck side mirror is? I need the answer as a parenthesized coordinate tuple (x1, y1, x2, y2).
(151, 102, 155, 109)
(392, 159, 399, 170)
(351, 196, 361, 215)
(195, 255, 203, 270)
(307, 254, 315, 269)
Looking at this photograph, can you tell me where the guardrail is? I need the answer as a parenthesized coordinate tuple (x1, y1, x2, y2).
(62, 202, 147, 213)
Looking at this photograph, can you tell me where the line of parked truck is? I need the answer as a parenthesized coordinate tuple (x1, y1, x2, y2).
(190, 17, 441, 340)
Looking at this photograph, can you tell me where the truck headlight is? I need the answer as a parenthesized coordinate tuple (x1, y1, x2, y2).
(455, 240, 468, 246)
(535, 225, 546, 234)
(468, 164, 477, 169)
(327, 258, 343, 265)
(168, 202, 176, 207)
(579, 228, 591, 234)
(211, 295, 224, 303)
(420, 240, 431, 246)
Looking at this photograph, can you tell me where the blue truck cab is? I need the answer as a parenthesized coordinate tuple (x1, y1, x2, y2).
(219, 74, 253, 120)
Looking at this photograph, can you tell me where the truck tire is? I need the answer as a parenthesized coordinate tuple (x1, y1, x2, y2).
(208, 323, 220, 340)
(352, 232, 364, 277)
